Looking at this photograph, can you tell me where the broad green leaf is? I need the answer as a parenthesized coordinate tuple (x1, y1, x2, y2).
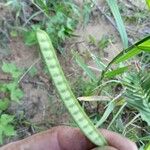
(0, 84, 7, 93)
(2, 62, 22, 79)
(99, 35, 150, 82)
(0, 114, 14, 125)
(105, 66, 129, 78)
(115, 38, 150, 63)
(115, 48, 141, 63)
(0, 98, 10, 111)
(10, 88, 24, 102)
(24, 30, 37, 46)
(106, 0, 128, 48)
(137, 39, 150, 52)
(6, 83, 24, 102)
(145, 142, 150, 150)
(0, 114, 16, 144)
(3, 125, 16, 136)
(146, 0, 150, 9)
(6, 83, 17, 91)
(2, 62, 17, 74)
(73, 52, 97, 82)
(138, 46, 150, 52)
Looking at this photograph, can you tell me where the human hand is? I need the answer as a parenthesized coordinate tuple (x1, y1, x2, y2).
(1, 126, 138, 150)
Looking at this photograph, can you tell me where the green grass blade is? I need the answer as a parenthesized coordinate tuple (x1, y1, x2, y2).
(146, 0, 150, 9)
(115, 38, 150, 63)
(73, 51, 97, 82)
(108, 103, 127, 129)
(98, 35, 150, 83)
(105, 66, 129, 78)
(33, 0, 48, 13)
(96, 101, 115, 128)
(91, 53, 106, 71)
(145, 142, 150, 150)
(106, 0, 128, 48)
(115, 48, 141, 63)
(138, 46, 150, 52)
(36, 29, 107, 146)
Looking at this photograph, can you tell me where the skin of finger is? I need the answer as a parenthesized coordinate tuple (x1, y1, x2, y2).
(0, 126, 93, 150)
(0, 127, 60, 150)
(57, 127, 138, 150)
(91, 146, 117, 150)
(57, 126, 94, 150)
(100, 129, 138, 150)
(0, 126, 138, 150)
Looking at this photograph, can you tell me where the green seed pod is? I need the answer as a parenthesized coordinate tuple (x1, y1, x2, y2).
(36, 29, 107, 147)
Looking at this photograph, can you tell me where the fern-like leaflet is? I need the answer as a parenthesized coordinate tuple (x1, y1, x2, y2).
(123, 72, 150, 125)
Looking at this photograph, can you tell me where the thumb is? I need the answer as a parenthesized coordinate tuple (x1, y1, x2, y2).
(91, 146, 117, 150)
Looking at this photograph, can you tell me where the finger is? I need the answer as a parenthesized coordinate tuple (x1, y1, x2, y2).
(1, 126, 138, 150)
(1, 126, 93, 150)
(91, 146, 117, 150)
(100, 129, 138, 150)
(57, 127, 138, 150)
(1, 127, 60, 150)
(57, 126, 94, 150)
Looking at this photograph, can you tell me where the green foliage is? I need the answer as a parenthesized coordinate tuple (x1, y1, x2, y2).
(106, 0, 128, 48)
(28, 66, 38, 77)
(82, 1, 93, 25)
(34, 0, 49, 13)
(104, 66, 129, 78)
(73, 51, 97, 82)
(96, 101, 115, 127)
(97, 35, 110, 50)
(2, 62, 22, 79)
(88, 35, 110, 50)
(6, 0, 23, 12)
(47, 1, 79, 48)
(46, 10, 78, 49)
(123, 72, 150, 125)
(100, 35, 150, 81)
(23, 26, 39, 46)
(146, 0, 150, 9)
(0, 62, 24, 144)
(0, 98, 10, 111)
(0, 114, 16, 144)
(9, 0, 81, 51)
(74, 35, 150, 147)
(1, 62, 24, 102)
(145, 142, 150, 150)
(73, 78, 97, 97)
(5, 0, 93, 52)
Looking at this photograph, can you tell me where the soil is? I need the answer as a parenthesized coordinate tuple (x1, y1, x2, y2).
(0, 0, 149, 145)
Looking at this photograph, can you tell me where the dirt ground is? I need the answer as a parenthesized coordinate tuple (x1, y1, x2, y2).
(0, 0, 150, 145)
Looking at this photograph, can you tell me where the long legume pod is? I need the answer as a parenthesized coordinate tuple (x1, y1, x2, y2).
(36, 29, 107, 147)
